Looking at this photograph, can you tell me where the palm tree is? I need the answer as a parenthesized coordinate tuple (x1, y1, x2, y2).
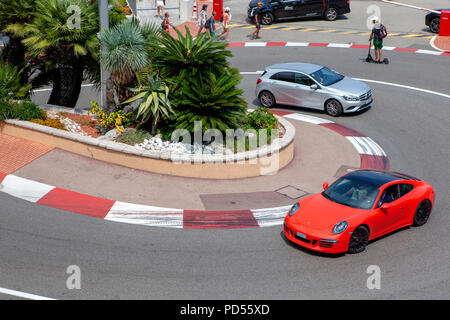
(6, 0, 99, 108)
(99, 18, 160, 106)
(0, 0, 37, 84)
(123, 74, 174, 135)
(172, 69, 248, 133)
(148, 27, 233, 87)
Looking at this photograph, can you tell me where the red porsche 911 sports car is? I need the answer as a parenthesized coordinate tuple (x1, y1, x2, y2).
(284, 170, 436, 254)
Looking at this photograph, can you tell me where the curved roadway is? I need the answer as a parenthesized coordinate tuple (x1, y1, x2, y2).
(1, 47, 449, 299)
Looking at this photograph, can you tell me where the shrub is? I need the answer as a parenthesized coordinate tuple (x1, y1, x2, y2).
(245, 107, 278, 130)
(88, 100, 132, 134)
(30, 113, 66, 130)
(115, 129, 152, 146)
(171, 70, 247, 133)
(0, 63, 31, 101)
(0, 99, 44, 121)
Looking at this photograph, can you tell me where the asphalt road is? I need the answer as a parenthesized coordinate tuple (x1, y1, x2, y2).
(1, 45, 449, 299)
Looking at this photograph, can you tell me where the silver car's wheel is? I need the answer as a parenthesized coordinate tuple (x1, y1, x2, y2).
(259, 91, 276, 108)
(324, 8, 338, 21)
(325, 99, 343, 117)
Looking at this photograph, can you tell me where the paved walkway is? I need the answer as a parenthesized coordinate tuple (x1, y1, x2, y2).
(432, 35, 450, 52)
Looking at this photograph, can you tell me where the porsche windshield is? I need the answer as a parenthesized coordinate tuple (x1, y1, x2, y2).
(309, 67, 344, 86)
(322, 176, 380, 210)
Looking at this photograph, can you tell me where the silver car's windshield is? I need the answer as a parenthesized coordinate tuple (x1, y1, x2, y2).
(309, 67, 344, 86)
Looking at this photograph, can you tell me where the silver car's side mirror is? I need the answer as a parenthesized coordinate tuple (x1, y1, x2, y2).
(310, 84, 319, 90)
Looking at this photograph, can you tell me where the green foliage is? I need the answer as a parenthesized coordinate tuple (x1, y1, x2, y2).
(0, 99, 44, 121)
(123, 74, 174, 135)
(99, 18, 149, 85)
(148, 27, 232, 86)
(115, 129, 152, 146)
(109, 6, 127, 27)
(88, 100, 132, 134)
(245, 107, 278, 130)
(6, 0, 99, 59)
(171, 70, 247, 133)
(0, 63, 31, 101)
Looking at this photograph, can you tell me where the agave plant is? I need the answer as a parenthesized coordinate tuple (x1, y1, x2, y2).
(123, 74, 174, 135)
(172, 69, 248, 133)
(148, 26, 232, 86)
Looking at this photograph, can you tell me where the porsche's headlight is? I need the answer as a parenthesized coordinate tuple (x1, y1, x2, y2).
(288, 202, 300, 217)
(332, 221, 348, 234)
(343, 95, 360, 101)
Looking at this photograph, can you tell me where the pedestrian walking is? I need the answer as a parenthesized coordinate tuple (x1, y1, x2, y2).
(369, 16, 388, 63)
(155, 0, 165, 19)
(219, 7, 231, 41)
(250, 2, 263, 40)
(197, 4, 208, 37)
(161, 12, 172, 33)
(206, 11, 217, 37)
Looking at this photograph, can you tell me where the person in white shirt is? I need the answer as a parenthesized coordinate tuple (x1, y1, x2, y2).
(197, 4, 208, 36)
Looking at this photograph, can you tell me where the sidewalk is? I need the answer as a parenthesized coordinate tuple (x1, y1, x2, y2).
(432, 35, 450, 52)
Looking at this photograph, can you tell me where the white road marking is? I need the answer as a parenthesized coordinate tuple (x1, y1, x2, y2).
(353, 78, 450, 100)
(283, 113, 334, 125)
(346, 137, 386, 156)
(32, 84, 95, 93)
(0, 287, 56, 300)
(105, 201, 184, 228)
(240, 71, 264, 75)
(0, 175, 54, 203)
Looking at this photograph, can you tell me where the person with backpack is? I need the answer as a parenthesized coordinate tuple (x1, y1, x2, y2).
(369, 17, 388, 63)
(197, 4, 208, 37)
(250, 2, 263, 40)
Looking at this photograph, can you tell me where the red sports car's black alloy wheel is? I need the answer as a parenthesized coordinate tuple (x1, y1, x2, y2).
(348, 226, 369, 254)
(413, 200, 432, 226)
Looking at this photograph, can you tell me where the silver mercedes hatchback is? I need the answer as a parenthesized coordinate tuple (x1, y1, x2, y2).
(255, 63, 373, 116)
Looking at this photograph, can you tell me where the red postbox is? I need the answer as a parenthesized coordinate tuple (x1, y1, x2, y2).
(213, 0, 223, 21)
(439, 10, 450, 37)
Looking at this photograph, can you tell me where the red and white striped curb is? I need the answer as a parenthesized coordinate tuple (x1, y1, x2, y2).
(227, 42, 450, 57)
(0, 113, 388, 229)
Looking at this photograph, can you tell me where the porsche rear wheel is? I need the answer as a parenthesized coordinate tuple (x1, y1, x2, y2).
(413, 200, 432, 226)
(348, 226, 369, 254)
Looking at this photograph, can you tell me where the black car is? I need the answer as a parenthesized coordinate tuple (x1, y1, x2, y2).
(425, 9, 446, 33)
(248, 0, 351, 25)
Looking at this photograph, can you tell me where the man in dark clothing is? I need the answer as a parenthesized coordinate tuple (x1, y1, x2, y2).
(250, 2, 263, 40)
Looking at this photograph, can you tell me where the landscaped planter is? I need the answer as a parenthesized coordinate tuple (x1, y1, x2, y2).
(0, 105, 295, 179)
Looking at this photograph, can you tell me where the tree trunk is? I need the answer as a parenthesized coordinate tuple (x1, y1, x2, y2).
(3, 34, 28, 85)
(58, 62, 83, 108)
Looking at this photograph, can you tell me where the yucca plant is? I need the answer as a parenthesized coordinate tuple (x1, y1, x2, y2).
(172, 70, 248, 133)
(5, 0, 99, 108)
(100, 17, 161, 104)
(148, 26, 233, 87)
(123, 74, 174, 135)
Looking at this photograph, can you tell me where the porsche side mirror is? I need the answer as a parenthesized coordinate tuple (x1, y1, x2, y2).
(380, 203, 391, 212)
(322, 182, 329, 190)
(310, 84, 319, 90)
